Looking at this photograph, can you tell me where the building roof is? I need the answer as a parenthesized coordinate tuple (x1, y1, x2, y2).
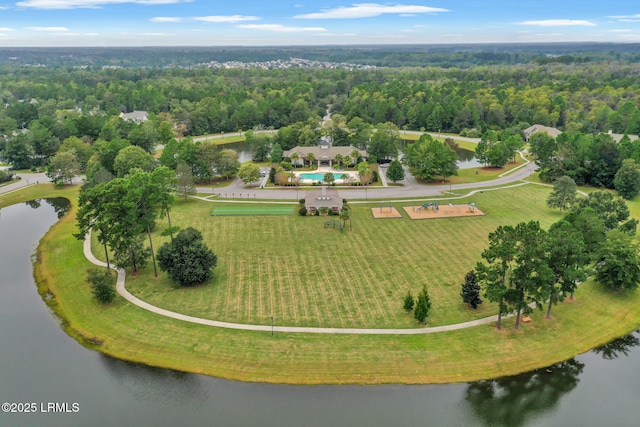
(119, 110, 149, 123)
(284, 145, 366, 161)
(305, 187, 343, 210)
(523, 124, 563, 140)
(606, 131, 639, 143)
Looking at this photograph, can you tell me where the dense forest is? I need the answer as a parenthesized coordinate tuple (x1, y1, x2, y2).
(2, 45, 640, 190)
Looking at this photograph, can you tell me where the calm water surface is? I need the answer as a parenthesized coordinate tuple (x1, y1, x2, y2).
(1, 200, 640, 427)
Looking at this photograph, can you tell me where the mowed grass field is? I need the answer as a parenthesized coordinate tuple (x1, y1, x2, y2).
(123, 184, 563, 329)
(18, 183, 640, 384)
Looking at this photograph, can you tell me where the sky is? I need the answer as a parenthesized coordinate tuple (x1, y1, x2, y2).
(0, 1, 640, 47)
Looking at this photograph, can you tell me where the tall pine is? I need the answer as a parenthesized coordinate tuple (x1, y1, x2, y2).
(414, 286, 432, 324)
(461, 270, 483, 309)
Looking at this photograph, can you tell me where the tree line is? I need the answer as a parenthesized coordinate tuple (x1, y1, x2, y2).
(3, 59, 640, 173)
(465, 191, 640, 330)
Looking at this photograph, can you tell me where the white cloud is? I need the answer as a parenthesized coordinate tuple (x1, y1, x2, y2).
(27, 26, 69, 31)
(617, 34, 640, 41)
(609, 29, 632, 33)
(16, 0, 190, 9)
(194, 15, 260, 23)
(141, 32, 170, 36)
(150, 17, 184, 23)
(314, 32, 356, 37)
(619, 19, 640, 23)
(294, 3, 449, 19)
(609, 14, 640, 19)
(0, 27, 14, 31)
(57, 32, 97, 36)
(517, 19, 596, 27)
(237, 24, 326, 33)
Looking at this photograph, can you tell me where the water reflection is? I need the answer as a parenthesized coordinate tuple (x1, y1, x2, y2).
(23, 198, 70, 218)
(454, 146, 476, 162)
(465, 359, 584, 426)
(24, 199, 42, 209)
(44, 197, 71, 218)
(593, 330, 640, 360)
(99, 355, 210, 405)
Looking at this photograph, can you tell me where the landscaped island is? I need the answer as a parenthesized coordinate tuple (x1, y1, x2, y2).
(10, 181, 639, 385)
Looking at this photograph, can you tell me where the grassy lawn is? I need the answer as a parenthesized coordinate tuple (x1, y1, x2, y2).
(5, 185, 640, 384)
(115, 184, 562, 329)
(7, 182, 640, 385)
(186, 134, 245, 145)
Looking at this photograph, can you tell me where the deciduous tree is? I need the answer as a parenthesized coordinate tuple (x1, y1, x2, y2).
(157, 227, 217, 287)
(595, 230, 640, 292)
(46, 149, 80, 186)
(614, 159, 640, 199)
(176, 161, 196, 201)
(386, 159, 405, 183)
(547, 175, 577, 212)
(238, 163, 261, 185)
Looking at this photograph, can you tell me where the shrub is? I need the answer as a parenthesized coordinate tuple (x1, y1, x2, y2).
(298, 206, 308, 216)
(0, 170, 14, 183)
(280, 161, 293, 171)
(87, 268, 116, 304)
(403, 290, 414, 312)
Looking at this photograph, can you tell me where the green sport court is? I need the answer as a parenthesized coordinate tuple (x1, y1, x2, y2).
(211, 206, 293, 216)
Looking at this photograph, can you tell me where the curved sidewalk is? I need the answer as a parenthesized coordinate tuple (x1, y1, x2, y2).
(84, 232, 507, 335)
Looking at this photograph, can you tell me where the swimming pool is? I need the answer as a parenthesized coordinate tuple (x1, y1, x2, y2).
(299, 172, 350, 181)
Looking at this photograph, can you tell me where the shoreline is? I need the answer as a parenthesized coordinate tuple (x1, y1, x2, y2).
(24, 187, 640, 385)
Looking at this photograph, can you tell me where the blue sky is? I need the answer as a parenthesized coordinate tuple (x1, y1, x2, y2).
(0, 1, 639, 47)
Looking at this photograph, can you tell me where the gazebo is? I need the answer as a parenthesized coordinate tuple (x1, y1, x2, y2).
(305, 187, 343, 215)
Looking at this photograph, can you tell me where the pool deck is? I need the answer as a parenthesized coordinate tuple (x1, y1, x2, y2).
(294, 168, 359, 185)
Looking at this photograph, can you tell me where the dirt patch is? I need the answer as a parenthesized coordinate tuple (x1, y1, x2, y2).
(371, 206, 403, 219)
(403, 204, 485, 220)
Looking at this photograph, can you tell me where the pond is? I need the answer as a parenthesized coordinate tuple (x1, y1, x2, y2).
(1, 199, 640, 426)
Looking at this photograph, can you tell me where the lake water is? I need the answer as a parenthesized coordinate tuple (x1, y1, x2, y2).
(1, 200, 640, 426)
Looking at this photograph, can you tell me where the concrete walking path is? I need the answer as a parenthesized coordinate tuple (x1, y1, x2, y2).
(0, 154, 539, 335)
(83, 232, 519, 335)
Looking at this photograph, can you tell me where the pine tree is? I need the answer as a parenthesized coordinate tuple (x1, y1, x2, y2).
(403, 290, 414, 312)
(461, 270, 483, 309)
(414, 286, 432, 324)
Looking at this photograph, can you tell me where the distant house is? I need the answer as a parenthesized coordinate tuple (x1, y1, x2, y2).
(523, 124, 562, 142)
(119, 110, 149, 123)
(606, 130, 639, 143)
(305, 187, 343, 215)
(283, 136, 367, 168)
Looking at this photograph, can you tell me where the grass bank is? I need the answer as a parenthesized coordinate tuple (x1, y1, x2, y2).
(13, 184, 640, 385)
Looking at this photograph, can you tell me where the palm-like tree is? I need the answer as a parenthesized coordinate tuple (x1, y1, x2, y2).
(290, 152, 300, 168)
(335, 153, 344, 168)
(350, 149, 360, 168)
(306, 152, 316, 168)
